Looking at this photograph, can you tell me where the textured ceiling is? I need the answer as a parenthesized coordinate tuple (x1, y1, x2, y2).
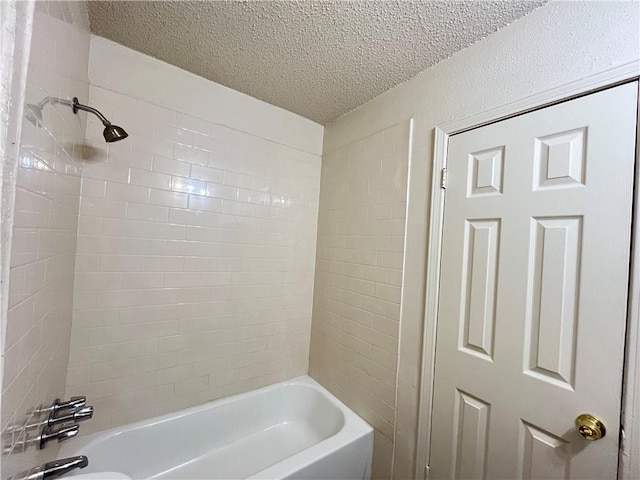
(88, 1, 545, 125)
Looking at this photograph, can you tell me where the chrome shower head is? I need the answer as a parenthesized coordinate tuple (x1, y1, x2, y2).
(25, 103, 44, 126)
(103, 124, 128, 143)
(24, 96, 129, 143)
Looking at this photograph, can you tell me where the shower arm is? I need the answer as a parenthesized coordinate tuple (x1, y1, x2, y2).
(38, 97, 112, 126)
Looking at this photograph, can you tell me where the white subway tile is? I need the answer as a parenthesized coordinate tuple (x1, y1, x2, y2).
(101, 218, 147, 238)
(163, 272, 232, 288)
(123, 238, 166, 256)
(99, 255, 145, 272)
(81, 178, 107, 198)
(132, 135, 174, 159)
(224, 171, 252, 189)
(188, 195, 222, 213)
(143, 256, 184, 272)
(206, 182, 237, 201)
(176, 113, 210, 135)
(171, 176, 207, 196)
(82, 162, 130, 184)
(66, 366, 91, 387)
(150, 189, 188, 209)
(115, 339, 159, 359)
(80, 197, 127, 219)
(73, 309, 119, 329)
(155, 123, 195, 146)
(121, 273, 165, 289)
(174, 375, 209, 396)
(129, 168, 172, 190)
(173, 145, 208, 166)
(146, 222, 186, 240)
(75, 254, 101, 272)
(106, 183, 151, 203)
(388, 269, 402, 287)
(152, 155, 191, 177)
(76, 235, 124, 254)
(222, 200, 251, 217)
(191, 164, 224, 183)
(127, 203, 169, 223)
(91, 86, 132, 113)
(167, 208, 203, 227)
(74, 272, 121, 291)
(183, 257, 218, 272)
(376, 251, 403, 269)
(91, 359, 138, 382)
(135, 101, 177, 125)
(113, 372, 158, 394)
(108, 146, 153, 170)
(385, 302, 400, 321)
(192, 132, 218, 152)
(118, 305, 162, 324)
(136, 353, 177, 373)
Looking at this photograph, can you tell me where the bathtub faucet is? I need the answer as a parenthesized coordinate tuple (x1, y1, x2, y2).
(9, 455, 88, 480)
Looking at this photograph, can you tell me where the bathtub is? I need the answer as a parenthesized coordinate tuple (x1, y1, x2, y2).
(60, 376, 373, 480)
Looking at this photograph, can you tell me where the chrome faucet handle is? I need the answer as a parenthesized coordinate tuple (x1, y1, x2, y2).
(38, 396, 86, 415)
(48, 406, 93, 426)
(73, 405, 93, 422)
(61, 396, 86, 410)
(55, 396, 86, 413)
(39, 425, 79, 449)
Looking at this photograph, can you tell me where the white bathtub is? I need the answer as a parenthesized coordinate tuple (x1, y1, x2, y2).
(60, 376, 373, 480)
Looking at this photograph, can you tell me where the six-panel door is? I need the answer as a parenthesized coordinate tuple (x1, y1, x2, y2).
(430, 82, 639, 479)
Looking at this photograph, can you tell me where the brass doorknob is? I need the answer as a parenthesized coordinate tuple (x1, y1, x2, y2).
(575, 414, 606, 441)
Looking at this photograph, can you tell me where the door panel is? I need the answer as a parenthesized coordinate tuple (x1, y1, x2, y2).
(430, 82, 638, 480)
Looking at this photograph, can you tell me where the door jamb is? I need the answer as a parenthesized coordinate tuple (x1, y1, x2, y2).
(415, 60, 640, 479)
(619, 80, 640, 480)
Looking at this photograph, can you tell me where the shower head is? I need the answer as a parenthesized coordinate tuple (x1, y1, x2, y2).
(24, 96, 129, 143)
(25, 103, 44, 126)
(103, 124, 128, 143)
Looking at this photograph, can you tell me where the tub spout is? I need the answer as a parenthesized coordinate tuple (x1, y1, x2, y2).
(39, 456, 89, 480)
(12, 456, 89, 480)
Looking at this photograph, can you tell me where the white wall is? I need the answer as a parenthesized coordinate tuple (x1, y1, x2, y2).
(1, 1, 90, 477)
(322, 2, 640, 478)
(66, 37, 323, 434)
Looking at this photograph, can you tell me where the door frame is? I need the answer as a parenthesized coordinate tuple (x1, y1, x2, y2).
(415, 60, 640, 480)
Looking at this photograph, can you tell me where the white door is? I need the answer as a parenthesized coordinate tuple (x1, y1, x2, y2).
(429, 82, 638, 480)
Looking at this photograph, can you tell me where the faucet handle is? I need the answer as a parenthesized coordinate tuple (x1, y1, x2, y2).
(48, 406, 93, 426)
(57, 396, 86, 412)
(38, 396, 86, 415)
(39, 425, 79, 449)
(71, 406, 93, 423)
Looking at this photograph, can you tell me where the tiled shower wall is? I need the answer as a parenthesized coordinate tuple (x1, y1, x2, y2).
(1, 1, 90, 477)
(66, 84, 322, 433)
(309, 121, 410, 480)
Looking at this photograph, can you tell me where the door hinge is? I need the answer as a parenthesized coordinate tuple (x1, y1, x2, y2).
(440, 168, 448, 189)
(424, 465, 430, 480)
